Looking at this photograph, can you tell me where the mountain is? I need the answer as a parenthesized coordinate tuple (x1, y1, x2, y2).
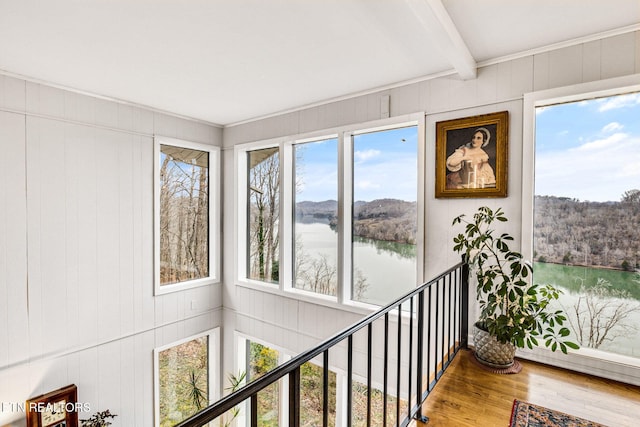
(296, 199, 417, 245)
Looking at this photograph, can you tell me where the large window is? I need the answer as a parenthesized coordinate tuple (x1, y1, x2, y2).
(523, 77, 640, 383)
(154, 329, 219, 427)
(238, 117, 423, 307)
(532, 91, 640, 359)
(351, 127, 418, 305)
(293, 138, 339, 296)
(248, 147, 280, 284)
(155, 137, 219, 294)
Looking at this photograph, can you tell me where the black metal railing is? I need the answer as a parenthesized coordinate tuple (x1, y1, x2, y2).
(177, 261, 469, 427)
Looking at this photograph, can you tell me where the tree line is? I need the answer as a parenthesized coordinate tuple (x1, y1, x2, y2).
(299, 198, 417, 245)
(534, 192, 640, 270)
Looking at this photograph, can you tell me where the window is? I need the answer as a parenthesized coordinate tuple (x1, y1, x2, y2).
(523, 76, 640, 379)
(532, 92, 640, 359)
(154, 137, 219, 294)
(351, 127, 418, 305)
(293, 138, 339, 296)
(154, 329, 219, 427)
(237, 116, 423, 307)
(248, 147, 280, 284)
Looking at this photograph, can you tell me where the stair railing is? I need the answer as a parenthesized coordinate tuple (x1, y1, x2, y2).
(177, 260, 468, 427)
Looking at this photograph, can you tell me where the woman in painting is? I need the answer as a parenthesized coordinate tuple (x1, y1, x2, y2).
(445, 127, 496, 189)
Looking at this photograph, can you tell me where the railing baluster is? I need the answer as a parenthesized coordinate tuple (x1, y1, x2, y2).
(347, 334, 353, 427)
(323, 350, 329, 427)
(453, 270, 459, 352)
(367, 323, 372, 427)
(414, 290, 428, 423)
(434, 280, 440, 383)
(461, 258, 469, 348)
(383, 312, 389, 427)
(289, 367, 300, 427)
(251, 393, 258, 427)
(426, 285, 432, 394)
(408, 296, 413, 418)
(396, 303, 402, 427)
(448, 272, 453, 362)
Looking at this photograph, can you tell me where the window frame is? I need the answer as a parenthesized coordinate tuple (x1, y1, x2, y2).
(521, 73, 640, 381)
(154, 136, 220, 295)
(234, 114, 425, 310)
(153, 327, 221, 427)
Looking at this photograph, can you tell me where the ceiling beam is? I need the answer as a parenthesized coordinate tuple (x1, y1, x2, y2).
(405, 0, 477, 80)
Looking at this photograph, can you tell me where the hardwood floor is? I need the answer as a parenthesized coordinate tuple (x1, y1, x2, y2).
(415, 349, 640, 427)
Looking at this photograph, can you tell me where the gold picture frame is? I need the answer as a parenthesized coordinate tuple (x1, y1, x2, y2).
(435, 111, 509, 198)
(26, 384, 78, 427)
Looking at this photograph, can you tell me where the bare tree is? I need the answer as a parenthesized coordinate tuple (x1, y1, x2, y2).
(159, 149, 209, 284)
(249, 149, 280, 282)
(565, 278, 640, 349)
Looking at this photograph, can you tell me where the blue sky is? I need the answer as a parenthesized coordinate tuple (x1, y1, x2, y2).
(535, 92, 640, 202)
(295, 126, 418, 202)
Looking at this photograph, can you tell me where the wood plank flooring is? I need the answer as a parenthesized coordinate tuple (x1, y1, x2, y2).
(416, 349, 640, 427)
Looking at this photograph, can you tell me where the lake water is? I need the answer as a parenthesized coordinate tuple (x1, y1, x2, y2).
(534, 262, 640, 358)
(296, 221, 416, 306)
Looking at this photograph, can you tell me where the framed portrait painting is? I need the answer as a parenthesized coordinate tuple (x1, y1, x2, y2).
(435, 111, 509, 198)
(26, 384, 78, 427)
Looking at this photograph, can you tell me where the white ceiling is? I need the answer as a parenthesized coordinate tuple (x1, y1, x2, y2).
(1, 0, 639, 126)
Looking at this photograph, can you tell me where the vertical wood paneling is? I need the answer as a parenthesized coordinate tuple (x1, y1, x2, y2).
(475, 64, 498, 105)
(64, 124, 82, 351)
(0, 111, 28, 366)
(95, 128, 122, 343)
(601, 33, 637, 79)
(97, 340, 122, 414)
(119, 336, 136, 427)
(1, 75, 222, 427)
(118, 133, 136, 337)
(635, 31, 640, 73)
(548, 45, 583, 88)
(582, 40, 602, 83)
(94, 98, 119, 129)
(77, 126, 99, 346)
(533, 52, 550, 91)
(0, 75, 26, 112)
(64, 90, 96, 125)
(25, 116, 44, 359)
(39, 119, 69, 355)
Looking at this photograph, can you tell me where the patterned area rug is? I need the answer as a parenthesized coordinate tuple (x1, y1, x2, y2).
(510, 399, 607, 427)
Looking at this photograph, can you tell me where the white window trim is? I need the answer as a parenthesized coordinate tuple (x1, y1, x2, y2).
(521, 73, 640, 385)
(154, 136, 221, 295)
(153, 327, 221, 427)
(234, 113, 426, 311)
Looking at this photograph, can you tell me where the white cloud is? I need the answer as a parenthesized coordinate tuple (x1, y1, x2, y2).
(602, 122, 623, 133)
(535, 134, 640, 201)
(354, 149, 381, 163)
(597, 93, 640, 112)
(573, 132, 627, 151)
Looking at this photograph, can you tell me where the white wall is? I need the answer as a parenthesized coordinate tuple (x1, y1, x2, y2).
(0, 76, 223, 426)
(221, 30, 640, 380)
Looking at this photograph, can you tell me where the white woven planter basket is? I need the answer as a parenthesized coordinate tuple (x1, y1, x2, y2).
(472, 323, 516, 368)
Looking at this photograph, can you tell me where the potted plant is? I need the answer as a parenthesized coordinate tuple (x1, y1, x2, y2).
(452, 206, 578, 367)
(80, 409, 117, 427)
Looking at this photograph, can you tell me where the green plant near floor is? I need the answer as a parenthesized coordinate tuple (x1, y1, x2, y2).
(452, 206, 579, 353)
(187, 369, 207, 410)
(222, 370, 246, 427)
(80, 409, 117, 427)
